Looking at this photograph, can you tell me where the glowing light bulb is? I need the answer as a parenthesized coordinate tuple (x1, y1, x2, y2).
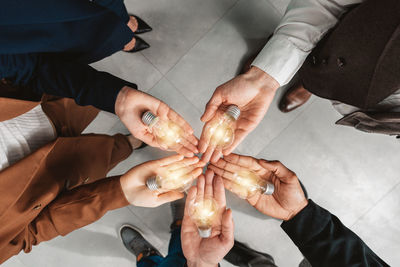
(142, 111, 185, 150)
(232, 170, 274, 199)
(190, 198, 219, 238)
(146, 164, 196, 192)
(208, 105, 240, 149)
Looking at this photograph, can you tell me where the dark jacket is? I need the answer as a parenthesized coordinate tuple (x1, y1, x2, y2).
(282, 200, 389, 267)
(300, 0, 400, 109)
(0, 0, 136, 113)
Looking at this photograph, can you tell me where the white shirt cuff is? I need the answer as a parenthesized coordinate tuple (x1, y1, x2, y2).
(251, 35, 310, 86)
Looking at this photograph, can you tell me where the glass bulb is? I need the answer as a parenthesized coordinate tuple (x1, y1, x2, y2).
(232, 170, 274, 199)
(208, 105, 240, 149)
(146, 164, 196, 192)
(142, 111, 185, 150)
(190, 197, 219, 238)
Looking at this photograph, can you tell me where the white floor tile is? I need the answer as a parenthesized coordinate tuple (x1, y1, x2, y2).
(257, 98, 400, 227)
(167, 0, 282, 111)
(351, 182, 400, 266)
(125, 0, 238, 74)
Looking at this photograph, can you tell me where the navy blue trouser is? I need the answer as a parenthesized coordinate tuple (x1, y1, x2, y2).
(137, 227, 186, 267)
(94, 0, 130, 23)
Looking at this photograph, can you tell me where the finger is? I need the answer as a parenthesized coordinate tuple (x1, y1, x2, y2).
(176, 145, 195, 158)
(168, 156, 200, 170)
(186, 133, 199, 146)
(213, 175, 226, 207)
(204, 169, 214, 199)
(198, 123, 212, 154)
(156, 154, 185, 167)
(222, 129, 248, 155)
(258, 160, 296, 183)
(179, 137, 199, 154)
(207, 164, 236, 181)
(186, 167, 203, 181)
(196, 175, 205, 203)
(201, 92, 223, 122)
(224, 153, 260, 170)
(210, 149, 223, 164)
(184, 186, 197, 217)
(200, 144, 215, 163)
(213, 158, 243, 174)
(157, 191, 184, 205)
(220, 209, 234, 246)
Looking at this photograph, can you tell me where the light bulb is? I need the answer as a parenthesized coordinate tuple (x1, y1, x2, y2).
(142, 111, 185, 150)
(232, 170, 274, 199)
(146, 164, 196, 192)
(208, 105, 240, 149)
(190, 197, 219, 238)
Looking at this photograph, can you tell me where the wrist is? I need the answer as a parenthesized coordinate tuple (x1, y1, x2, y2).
(244, 66, 280, 93)
(119, 174, 134, 205)
(115, 86, 132, 118)
(285, 199, 309, 221)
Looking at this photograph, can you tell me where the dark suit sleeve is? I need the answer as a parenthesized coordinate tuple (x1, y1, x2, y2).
(281, 199, 389, 267)
(0, 53, 137, 113)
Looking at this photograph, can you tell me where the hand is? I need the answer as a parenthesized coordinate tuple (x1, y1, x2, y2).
(115, 87, 199, 157)
(199, 67, 279, 163)
(120, 155, 203, 207)
(182, 170, 234, 267)
(209, 154, 308, 221)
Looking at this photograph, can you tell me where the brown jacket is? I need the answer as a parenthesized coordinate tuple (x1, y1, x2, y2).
(0, 97, 132, 263)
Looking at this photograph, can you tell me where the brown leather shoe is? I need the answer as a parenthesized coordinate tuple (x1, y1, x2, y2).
(279, 81, 312, 113)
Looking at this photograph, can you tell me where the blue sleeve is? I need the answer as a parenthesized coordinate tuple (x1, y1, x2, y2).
(0, 53, 137, 113)
(281, 200, 389, 267)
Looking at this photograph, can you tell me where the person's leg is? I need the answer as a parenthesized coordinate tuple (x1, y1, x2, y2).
(93, 0, 130, 23)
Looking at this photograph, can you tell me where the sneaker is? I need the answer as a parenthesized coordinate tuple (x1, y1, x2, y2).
(119, 224, 162, 260)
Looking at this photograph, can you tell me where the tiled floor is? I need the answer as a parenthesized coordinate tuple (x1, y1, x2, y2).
(3, 0, 400, 266)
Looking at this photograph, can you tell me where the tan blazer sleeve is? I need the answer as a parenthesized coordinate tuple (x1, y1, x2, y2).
(26, 176, 129, 250)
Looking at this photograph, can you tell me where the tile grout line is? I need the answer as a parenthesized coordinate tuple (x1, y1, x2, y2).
(255, 97, 318, 158)
(350, 180, 400, 228)
(144, 0, 241, 79)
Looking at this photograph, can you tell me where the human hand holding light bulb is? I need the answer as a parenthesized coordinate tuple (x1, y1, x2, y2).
(146, 156, 205, 193)
(209, 153, 308, 221)
(120, 155, 203, 208)
(182, 170, 234, 267)
(199, 67, 279, 163)
(115, 86, 199, 157)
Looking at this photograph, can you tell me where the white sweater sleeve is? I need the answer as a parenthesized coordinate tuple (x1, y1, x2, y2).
(252, 0, 363, 86)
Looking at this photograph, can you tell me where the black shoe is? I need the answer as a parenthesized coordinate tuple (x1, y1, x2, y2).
(119, 224, 162, 259)
(224, 240, 277, 267)
(124, 36, 150, 53)
(129, 14, 152, 34)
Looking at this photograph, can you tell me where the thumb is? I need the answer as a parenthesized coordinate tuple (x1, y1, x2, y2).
(157, 191, 184, 205)
(201, 93, 223, 122)
(220, 209, 234, 246)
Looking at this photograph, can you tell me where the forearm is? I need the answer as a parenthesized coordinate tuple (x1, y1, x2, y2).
(1, 53, 137, 113)
(29, 176, 129, 245)
(253, 0, 360, 85)
(281, 200, 389, 267)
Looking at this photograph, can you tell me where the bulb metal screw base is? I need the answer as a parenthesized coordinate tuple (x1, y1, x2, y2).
(146, 177, 159, 191)
(226, 105, 241, 120)
(197, 228, 212, 238)
(142, 111, 157, 126)
(263, 183, 275, 195)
